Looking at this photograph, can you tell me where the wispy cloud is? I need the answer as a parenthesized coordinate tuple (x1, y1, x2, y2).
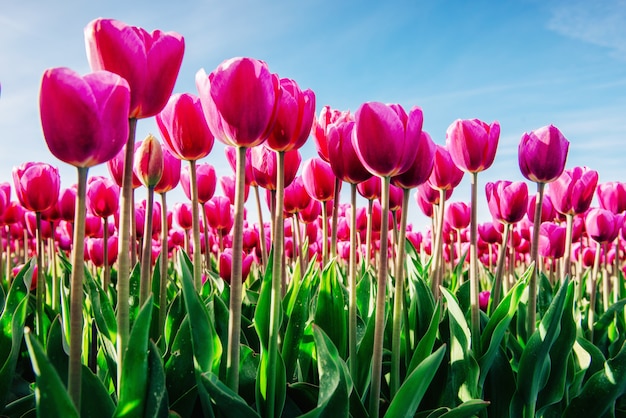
(546, 0, 626, 59)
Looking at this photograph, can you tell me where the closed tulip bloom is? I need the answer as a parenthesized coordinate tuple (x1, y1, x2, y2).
(388, 184, 404, 212)
(205, 196, 234, 234)
(219, 248, 254, 283)
(87, 176, 120, 218)
(154, 146, 181, 194)
(87, 236, 119, 267)
(479, 291, 491, 312)
(173, 202, 193, 230)
(225, 146, 256, 186)
(485, 180, 528, 224)
(251, 145, 301, 190)
(430, 145, 464, 191)
(302, 157, 338, 202)
(299, 198, 322, 224)
(284, 176, 311, 214)
(527, 193, 556, 224)
(12, 162, 60, 213)
(220, 175, 249, 205)
(327, 120, 372, 184)
(357, 176, 381, 200)
(134, 134, 163, 188)
(180, 163, 216, 204)
(353, 102, 423, 177)
(446, 119, 500, 173)
(85, 18, 184, 119)
(312, 105, 351, 161)
(446, 201, 471, 230)
(25, 211, 54, 240)
(266, 78, 316, 152)
(196, 57, 280, 148)
(40, 68, 130, 167)
(585, 208, 621, 244)
(596, 181, 626, 214)
(518, 124, 569, 184)
(538, 222, 567, 259)
(391, 131, 436, 189)
(548, 166, 599, 216)
(157, 93, 215, 161)
(107, 143, 142, 188)
(3, 201, 24, 225)
(478, 222, 502, 244)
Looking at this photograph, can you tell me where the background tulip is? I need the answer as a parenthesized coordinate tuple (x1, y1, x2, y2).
(12, 162, 60, 213)
(485, 180, 528, 225)
(519, 124, 570, 184)
(446, 118, 500, 173)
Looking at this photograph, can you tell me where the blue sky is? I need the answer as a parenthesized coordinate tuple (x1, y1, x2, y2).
(1, 0, 625, 231)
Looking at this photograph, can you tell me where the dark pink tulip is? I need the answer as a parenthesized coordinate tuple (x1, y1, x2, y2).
(357, 176, 381, 201)
(596, 181, 626, 214)
(585, 208, 620, 244)
(391, 131, 436, 189)
(478, 222, 502, 244)
(446, 201, 471, 230)
(548, 166, 598, 216)
(40, 68, 130, 167)
(173, 202, 193, 230)
(58, 187, 77, 223)
(429, 145, 464, 191)
(353, 102, 423, 177)
(219, 248, 254, 283)
(251, 145, 301, 190)
(87, 176, 120, 219)
(479, 291, 490, 312)
(180, 163, 216, 204)
(527, 193, 556, 224)
(205, 196, 234, 234)
(265, 78, 315, 152)
(107, 143, 142, 189)
(388, 184, 404, 212)
(133, 135, 163, 188)
(12, 162, 60, 213)
(518, 124, 569, 184)
(87, 236, 119, 267)
(312, 105, 351, 161)
(299, 199, 322, 224)
(327, 120, 372, 184)
(157, 93, 215, 161)
(538, 222, 567, 259)
(40, 201, 60, 223)
(25, 212, 53, 239)
(225, 146, 256, 186)
(3, 201, 24, 225)
(302, 157, 338, 202)
(485, 180, 528, 224)
(284, 176, 311, 214)
(446, 119, 500, 173)
(221, 175, 249, 205)
(415, 188, 434, 218)
(85, 18, 184, 119)
(85, 214, 103, 238)
(154, 146, 181, 194)
(196, 57, 280, 148)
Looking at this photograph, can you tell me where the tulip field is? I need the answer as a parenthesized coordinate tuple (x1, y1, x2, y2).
(3, 17, 626, 418)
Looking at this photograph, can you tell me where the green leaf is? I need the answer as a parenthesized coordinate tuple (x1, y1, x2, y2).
(80, 365, 116, 418)
(314, 260, 347, 359)
(143, 340, 169, 418)
(114, 296, 153, 418)
(85, 269, 117, 345)
(407, 302, 440, 376)
(299, 325, 351, 418)
(478, 268, 529, 388)
(128, 262, 142, 328)
(384, 344, 447, 418)
(201, 371, 260, 418)
(442, 287, 479, 403)
(24, 329, 79, 417)
(563, 340, 626, 417)
(0, 260, 33, 410)
(425, 399, 490, 418)
(165, 315, 198, 418)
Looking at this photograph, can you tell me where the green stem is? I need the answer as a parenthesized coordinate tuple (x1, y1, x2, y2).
(254, 185, 268, 272)
(348, 183, 358, 379)
(35, 212, 45, 341)
(391, 188, 410, 398)
(159, 192, 168, 338)
(491, 223, 510, 310)
(562, 214, 573, 284)
(469, 172, 480, 355)
(116, 117, 137, 393)
(330, 177, 340, 261)
(202, 204, 212, 271)
(49, 231, 59, 312)
(365, 199, 374, 271)
(369, 175, 390, 418)
(321, 199, 329, 267)
(68, 166, 89, 411)
(430, 189, 447, 300)
(588, 241, 602, 340)
(226, 146, 247, 392)
(188, 160, 203, 290)
(102, 218, 110, 290)
(139, 186, 155, 306)
(528, 182, 545, 337)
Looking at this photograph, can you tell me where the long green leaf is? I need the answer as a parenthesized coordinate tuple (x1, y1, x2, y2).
(114, 296, 153, 418)
(201, 371, 260, 418)
(407, 302, 440, 375)
(424, 399, 490, 418)
(384, 344, 447, 418)
(143, 340, 169, 418)
(24, 329, 79, 418)
(165, 315, 198, 418)
(314, 260, 347, 359)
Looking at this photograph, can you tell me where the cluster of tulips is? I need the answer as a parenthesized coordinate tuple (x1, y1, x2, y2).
(2, 16, 626, 418)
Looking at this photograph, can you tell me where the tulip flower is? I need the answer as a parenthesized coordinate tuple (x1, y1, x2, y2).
(13, 162, 60, 214)
(518, 124, 569, 336)
(596, 181, 626, 215)
(312, 105, 351, 162)
(219, 248, 254, 284)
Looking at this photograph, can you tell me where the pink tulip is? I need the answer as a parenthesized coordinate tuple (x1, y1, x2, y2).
(527, 193, 556, 224)
(251, 145, 301, 190)
(357, 176, 381, 201)
(391, 131, 436, 189)
(85, 18, 184, 119)
(299, 199, 322, 224)
(446, 201, 471, 230)
(196, 57, 280, 148)
(585, 208, 620, 244)
(312, 105, 351, 161)
(327, 120, 372, 184)
(479, 291, 490, 312)
(446, 119, 500, 173)
(518, 124, 569, 184)
(220, 175, 249, 205)
(12, 162, 60, 213)
(353, 102, 423, 177)
(596, 181, 626, 214)
(107, 143, 142, 189)
(538, 222, 567, 258)
(180, 163, 217, 204)
(40, 68, 130, 167)
(548, 166, 598, 216)
(205, 196, 234, 234)
(133, 135, 163, 188)
(485, 180, 528, 224)
(265, 78, 315, 152)
(429, 145, 464, 191)
(302, 157, 338, 202)
(154, 146, 182, 194)
(219, 248, 254, 283)
(87, 176, 119, 219)
(173, 202, 193, 230)
(478, 222, 502, 244)
(284, 176, 311, 214)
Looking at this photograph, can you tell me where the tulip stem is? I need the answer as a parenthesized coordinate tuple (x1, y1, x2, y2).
(102, 218, 110, 290)
(469, 172, 481, 355)
(330, 177, 340, 261)
(348, 183, 358, 379)
(34, 212, 45, 342)
(365, 199, 374, 271)
(116, 117, 137, 393)
(391, 188, 410, 398)
(369, 175, 390, 418)
(139, 186, 155, 306)
(188, 160, 203, 290)
(159, 192, 169, 337)
(254, 185, 268, 272)
(430, 189, 447, 300)
(321, 199, 328, 267)
(226, 146, 247, 392)
(588, 241, 602, 340)
(528, 181, 545, 338)
(68, 166, 89, 412)
(562, 214, 573, 284)
(491, 223, 511, 310)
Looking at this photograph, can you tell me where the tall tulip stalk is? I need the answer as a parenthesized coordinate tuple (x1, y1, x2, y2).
(39, 67, 130, 411)
(446, 118, 499, 352)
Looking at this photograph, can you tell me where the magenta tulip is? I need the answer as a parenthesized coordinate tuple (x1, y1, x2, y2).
(87, 176, 120, 219)
(154, 146, 181, 194)
(518, 124, 569, 184)
(219, 248, 254, 283)
(85, 18, 184, 119)
(205, 196, 234, 234)
(446, 118, 500, 173)
(548, 166, 599, 216)
(12, 162, 60, 213)
(133, 135, 163, 188)
(391, 131, 436, 189)
(585, 208, 621, 244)
(251, 145, 301, 190)
(302, 157, 338, 202)
(485, 180, 528, 224)
(446, 201, 471, 230)
(312, 105, 351, 161)
(430, 145, 464, 191)
(107, 143, 142, 189)
(596, 181, 626, 214)
(40, 68, 130, 167)
(327, 120, 372, 184)
(284, 176, 311, 214)
(180, 163, 217, 204)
